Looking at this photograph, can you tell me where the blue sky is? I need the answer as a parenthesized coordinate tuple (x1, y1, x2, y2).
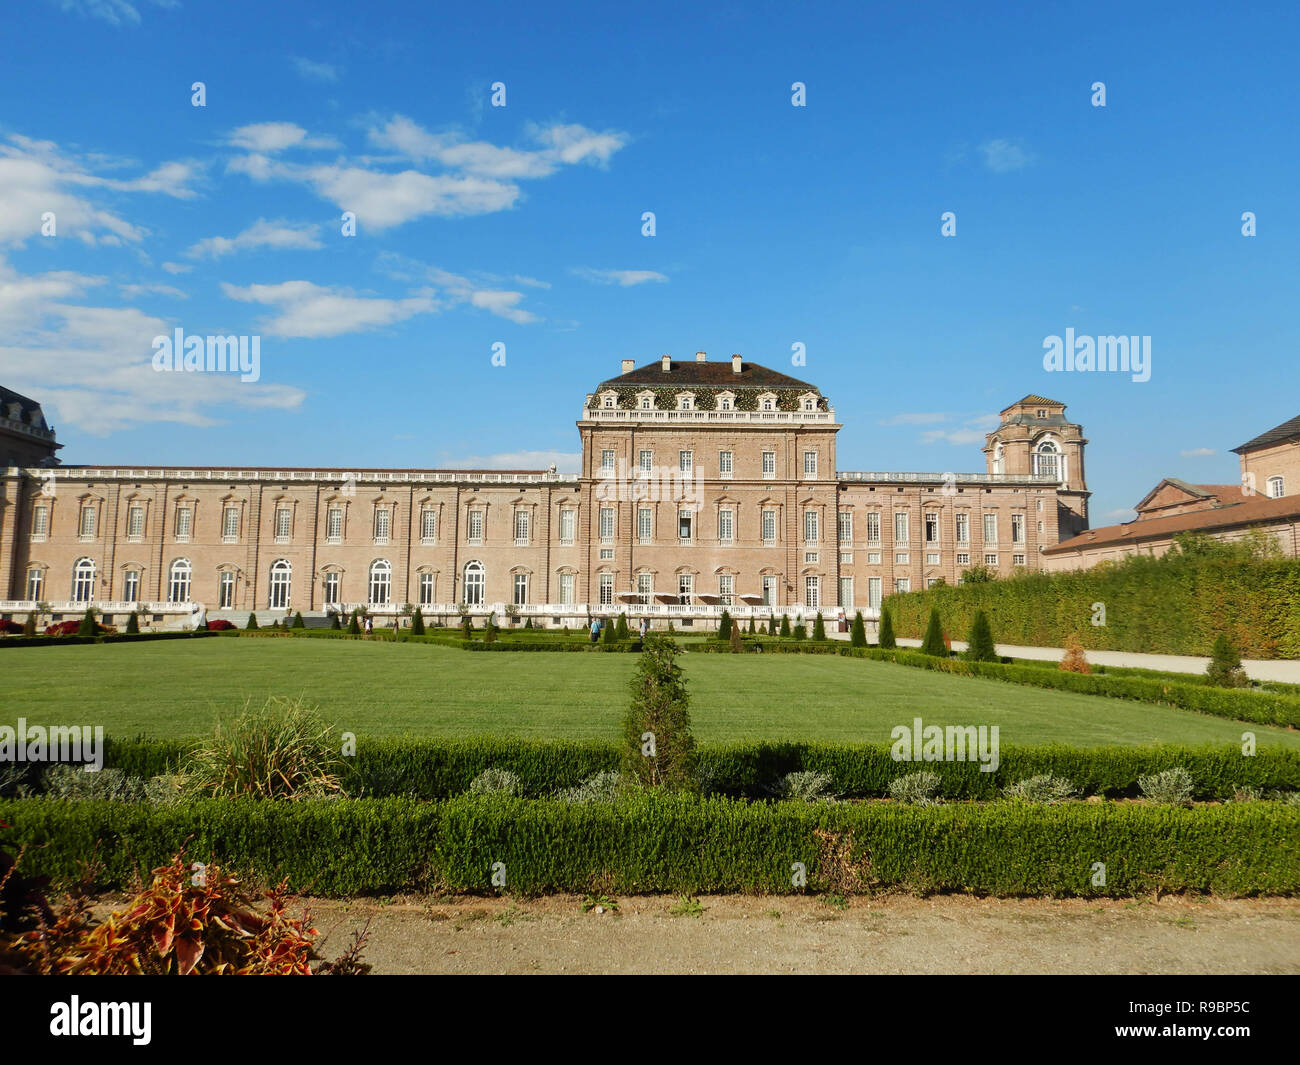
(2, 0, 1297, 522)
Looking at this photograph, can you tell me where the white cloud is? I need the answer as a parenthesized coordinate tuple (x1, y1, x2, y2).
(917, 412, 1000, 446)
(513, 275, 550, 289)
(920, 428, 991, 446)
(570, 268, 667, 287)
(1180, 447, 1216, 457)
(118, 281, 187, 299)
(437, 449, 580, 473)
(375, 254, 541, 324)
(291, 57, 338, 83)
(161, 261, 192, 274)
(226, 122, 337, 153)
(1104, 508, 1137, 522)
(50, 0, 177, 26)
(186, 218, 323, 259)
(0, 259, 303, 434)
(220, 280, 439, 338)
(979, 138, 1034, 173)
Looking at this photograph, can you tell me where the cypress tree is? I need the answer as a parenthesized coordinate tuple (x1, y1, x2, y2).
(460, 614, 473, 639)
(330, 611, 341, 630)
(622, 634, 696, 789)
(348, 611, 362, 635)
(717, 609, 732, 640)
(291, 611, 305, 629)
(964, 609, 998, 662)
(850, 610, 867, 648)
(410, 608, 425, 635)
(748, 616, 756, 634)
(601, 618, 615, 644)
(615, 613, 630, 640)
(77, 608, 96, 637)
(245, 612, 259, 631)
(1206, 633, 1249, 688)
(780, 614, 791, 637)
(793, 620, 807, 641)
(812, 612, 826, 641)
(878, 607, 896, 649)
(920, 607, 947, 656)
(729, 621, 744, 653)
(485, 613, 498, 643)
(767, 616, 776, 636)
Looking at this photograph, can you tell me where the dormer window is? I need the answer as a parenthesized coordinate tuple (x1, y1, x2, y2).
(604, 396, 614, 408)
(716, 391, 736, 412)
(799, 392, 818, 412)
(758, 392, 777, 412)
(598, 390, 617, 410)
(641, 397, 651, 409)
(1036, 409, 1047, 419)
(678, 392, 695, 411)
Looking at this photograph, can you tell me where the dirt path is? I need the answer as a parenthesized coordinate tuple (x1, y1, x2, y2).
(300, 894, 1300, 975)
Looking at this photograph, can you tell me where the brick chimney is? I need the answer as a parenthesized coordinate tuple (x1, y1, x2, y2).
(695, 351, 707, 362)
(621, 359, 634, 375)
(731, 353, 742, 374)
(661, 354, 672, 372)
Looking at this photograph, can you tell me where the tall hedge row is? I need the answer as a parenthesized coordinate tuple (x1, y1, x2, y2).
(49, 737, 1300, 801)
(885, 555, 1300, 659)
(3, 796, 1296, 897)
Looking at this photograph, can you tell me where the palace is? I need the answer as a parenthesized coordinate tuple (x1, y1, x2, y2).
(0, 355, 1090, 628)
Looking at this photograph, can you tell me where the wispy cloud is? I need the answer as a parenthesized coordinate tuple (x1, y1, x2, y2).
(186, 218, 323, 259)
(979, 138, 1034, 173)
(291, 57, 338, 83)
(377, 253, 541, 324)
(1179, 447, 1215, 457)
(49, 0, 177, 27)
(437, 448, 580, 473)
(913, 411, 1001, 446)
(220, 280, 439, 338)
(570, 268, 667, 287)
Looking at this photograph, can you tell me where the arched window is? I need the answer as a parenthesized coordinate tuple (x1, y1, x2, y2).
(1033, 440, 1063, 481)
(1267, 476, 1285, 499)
(992, 443, 1004, 475)
(368, 559, 392, 605)
(463, 561, 485, 606)
(72, 558, 96, 603)
(268, 559, 292, 609)
(167, 559, 191, 603)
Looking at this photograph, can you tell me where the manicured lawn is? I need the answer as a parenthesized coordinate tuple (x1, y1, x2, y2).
(3, 638, 1298, 747)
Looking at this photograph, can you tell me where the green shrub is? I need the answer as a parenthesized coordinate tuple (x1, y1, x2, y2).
(1003, 774, 1080, 805)
(291, 611, 305, 629)
(780, 770, 836, 803)
(1139, 767, 1195, 806)
(965, 610, 997, 662)
(889, 771, 942, 806)
(459, 614, 472, 639)
(180, 696, 343, 801)
(767, 617, 776, 636)
(623, 635, 696, 790)
(792, 621, 807, 641)
(748, 616, 756, 635)
(851, 611, 867, 648)
(1207, 633, 1249, 688)
(717, 609, 732, 640)
(878, 607, 896, 650)
(780, 615, 791, 637)
(601, 619, 614, 644)
(245, 613, 259, 631)
(813, 612, 826, 641)
(124, 611, 138, 635)
(729, 621, 743, 653)
(409, 608, 425, 635)
(919, 608, 946, 657)
(467, 767, 523, 798)
(347, 612, 362, 635)
(553, 770, 622, 803)
(615, 614, 630, 640)
(41, 765, 146, 803)
(330, 612, 342, 631)
(77, 609, 96, 638)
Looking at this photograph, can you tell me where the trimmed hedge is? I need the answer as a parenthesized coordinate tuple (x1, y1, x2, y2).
(885, 555, 1300, 659)
(0, 630, 225, 649)
(57, 736, 1300, 801)
(3, 795, 1297, 897)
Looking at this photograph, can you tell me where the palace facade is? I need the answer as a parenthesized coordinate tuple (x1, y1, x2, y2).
(0, 355, 1090, 627)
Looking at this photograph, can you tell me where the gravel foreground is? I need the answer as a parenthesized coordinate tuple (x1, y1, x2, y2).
(296, 894, 1300, 975)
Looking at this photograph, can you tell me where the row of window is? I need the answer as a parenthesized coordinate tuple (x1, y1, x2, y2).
(600, 449, 818, 478)
(597, 390, 819, 414)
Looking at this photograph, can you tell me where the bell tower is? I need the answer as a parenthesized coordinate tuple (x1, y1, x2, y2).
(984, 394, 1089, 537)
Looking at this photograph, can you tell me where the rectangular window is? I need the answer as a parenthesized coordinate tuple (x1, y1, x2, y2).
(956, 552, 970, 566)
(128, 506, 145, 539)
(327, 507, 343, 540)
(514, 509, 530, 545)
(840, 552, 853, 565)
(222, 507, 238, 540)
(33, 505, 49, 539)
(895, 577, 910, 594)
(719, 509, 734, 543)
(1037, 520, 1044, 534)
(839, 511, 852, 543)
(894, 512, 908, 542)
(868, 577, 882, 610)
(79, 506, 96, 538)
(121, 570, 139, 603)
(865, 512, 881, 543)
(559, 573, 575, 605)
(895, 552, 909, 565)
(983, 514, 998, 543)
(719, 451, 733, 476)
(559, 509, 575, 545)
(174, 508, 192, 539)
(924, 513, 939, 543)
(219, 571, 235, 609)
(985, 553, 998, 565)
(762, 575, 778, 606)
(679, 510, 693, 541)
(467, 511, 483, 542)
(413, 572, 432, 606)
(762, 451, 776, 478)
(601, 449, 616, 472)
(374, 509, 390, 542)
(639, 449, 653, 473)
(839, 577, 853, 608)
(274, 508, 290, 539)
(599, 507, 614, 543)
(26, 568, 42, 600)
(679, 450, 693, 473)
(804, 551, 819, 564)
(678, 573, 693, 604)
(421, 510, 437, 542)
(867, 551, 881, 564)
(803, 451, 817, 476)
(762, 510, 776, 543)
(323, 572, 340, 606)
(804, 575, 820, 608)
(1013, 553, 1026, 566)
(803, 511, 818, 542)
(719, 574, 734, 606)
(514, 573, 529, 606)
(1011, 514, 1025, 543)
(638, 507, 652, 542)
(955, 513, 970, 543)
(637, 573, 652, 606)
(925, 552, 940, 565)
